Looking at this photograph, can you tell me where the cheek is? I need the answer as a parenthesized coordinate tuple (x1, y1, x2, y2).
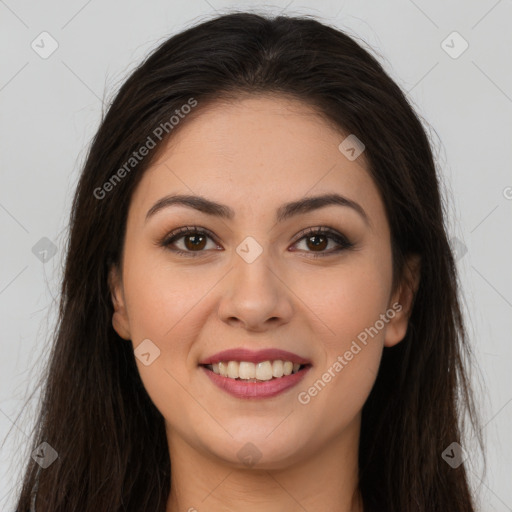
(122, 250, 205, 342)
(294, 255, 391, 411)
(119, 257, 204, 414)
(121, 254, 207, 425)
(297, 255, 392, 348)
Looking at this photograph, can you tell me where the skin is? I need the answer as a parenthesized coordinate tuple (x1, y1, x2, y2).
(109, 95, 420, 512)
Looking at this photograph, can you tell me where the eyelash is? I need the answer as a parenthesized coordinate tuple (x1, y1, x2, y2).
(158, 225, 355, 259)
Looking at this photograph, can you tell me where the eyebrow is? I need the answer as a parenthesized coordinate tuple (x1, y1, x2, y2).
(145, 193, 370, 226)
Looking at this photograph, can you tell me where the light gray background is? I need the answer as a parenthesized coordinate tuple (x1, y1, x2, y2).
(1, 0, 511, 510)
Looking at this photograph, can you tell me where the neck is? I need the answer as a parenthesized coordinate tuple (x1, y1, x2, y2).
(166, 415, 363, 512)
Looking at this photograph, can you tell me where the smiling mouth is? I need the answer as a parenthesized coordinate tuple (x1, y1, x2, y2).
(200, 361, 311, 382)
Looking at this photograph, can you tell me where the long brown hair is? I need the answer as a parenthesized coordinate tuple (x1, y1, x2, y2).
(12, 11, 485, 511)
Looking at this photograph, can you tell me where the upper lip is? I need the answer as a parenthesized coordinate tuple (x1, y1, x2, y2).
(199, 348, 311, 366)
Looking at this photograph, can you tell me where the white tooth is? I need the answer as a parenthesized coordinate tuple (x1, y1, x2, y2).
(227, 361, 239, 379)
(283, 361, 293, 376)
(272, 360, 284, 378)
(218, 361, 228, 377)
(239, 361, 256, 380)
(255, 361, 273, 381)
(214, 360, 301, 380)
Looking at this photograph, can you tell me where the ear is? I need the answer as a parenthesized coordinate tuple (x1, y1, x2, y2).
(108, 265, 131, 340)
(384, 254, 421, 348)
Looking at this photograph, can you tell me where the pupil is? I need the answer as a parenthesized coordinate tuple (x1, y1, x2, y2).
(307, 235, 327, 251)
(185, 234, 206, 250)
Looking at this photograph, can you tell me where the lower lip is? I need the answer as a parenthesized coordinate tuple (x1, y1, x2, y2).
(200, 365, 311, 399)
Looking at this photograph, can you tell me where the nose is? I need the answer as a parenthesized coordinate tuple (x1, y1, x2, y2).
(217, 249, 294, 332)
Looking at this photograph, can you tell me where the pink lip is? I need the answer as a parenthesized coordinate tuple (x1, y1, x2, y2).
(200, 364, 312, 399)
(198, 348, 311, 365)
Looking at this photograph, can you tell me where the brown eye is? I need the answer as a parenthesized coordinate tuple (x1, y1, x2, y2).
(292, 227, 354, 257)
(159, 225, 354, 258)
(183, 233, 207, 251)
(304, 233, 329, 251)
(160, 226, 220, 257)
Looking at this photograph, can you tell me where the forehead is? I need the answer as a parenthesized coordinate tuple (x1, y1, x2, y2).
(161, 94, 363, 174)
(129, 95, 384, 227)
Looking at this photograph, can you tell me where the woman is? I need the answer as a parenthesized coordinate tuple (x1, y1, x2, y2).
(14, 11, 484, 512)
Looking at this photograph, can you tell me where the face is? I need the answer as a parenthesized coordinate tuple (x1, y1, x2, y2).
(109, 95, 418, 470)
